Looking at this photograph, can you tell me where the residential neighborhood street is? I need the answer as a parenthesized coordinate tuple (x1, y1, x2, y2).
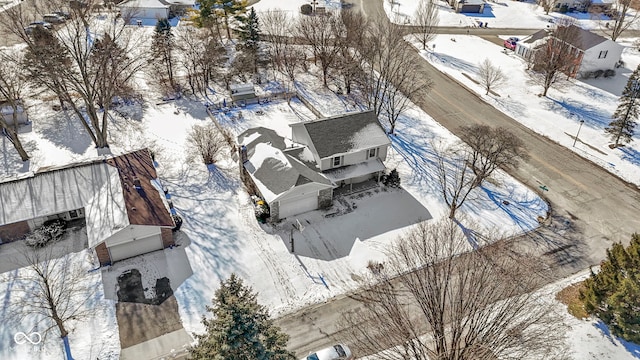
(277, 0, 640, 356)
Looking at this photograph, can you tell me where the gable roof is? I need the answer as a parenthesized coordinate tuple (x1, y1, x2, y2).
(238, 127, 332, 203)
(118, 0, 169, 9)
(522, 29, 550, 44)
(0, 149, 173, 248)
(290, 111, 391, 159)
(561, 25, 607, 50)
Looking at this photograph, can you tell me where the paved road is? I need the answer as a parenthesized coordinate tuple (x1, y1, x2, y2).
(279, 0, 640, 357)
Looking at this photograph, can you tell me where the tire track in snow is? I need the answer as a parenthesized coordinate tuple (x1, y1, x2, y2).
(239, 201, 297, 303)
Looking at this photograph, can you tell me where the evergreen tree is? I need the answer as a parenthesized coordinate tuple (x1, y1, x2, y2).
(190, 274, 295, 360)
(217, 0, 247, 39)
(606, 65, 640, 147)
(580, 234, 640, 343)
(236, 7, 261, 75)
(150, 18, 177, 91)
(237, 7, 260, 49)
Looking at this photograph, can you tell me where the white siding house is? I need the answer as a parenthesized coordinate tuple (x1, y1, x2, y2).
(118, 0, 170, 20)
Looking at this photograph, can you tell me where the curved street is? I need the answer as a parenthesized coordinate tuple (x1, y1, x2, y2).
(278, 0, 640, 356)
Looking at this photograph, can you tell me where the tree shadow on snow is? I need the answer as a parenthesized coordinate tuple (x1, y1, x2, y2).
(545, 97, 611, 129)
(36, 109, 93, 154)
(594, 321, 640, 358)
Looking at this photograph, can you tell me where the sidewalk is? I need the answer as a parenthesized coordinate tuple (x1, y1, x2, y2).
(119, 328, 192, 360)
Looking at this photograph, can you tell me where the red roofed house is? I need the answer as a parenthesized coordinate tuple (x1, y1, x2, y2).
(0, 149, 175, 266)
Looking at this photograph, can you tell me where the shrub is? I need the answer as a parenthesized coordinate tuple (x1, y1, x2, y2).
(25, 219, 67, 247)
(383, 169, 401, 188)
(301, 4, 312, 14)
(594, 69, 604, 78)
(580, 234, 640, 343)
(604, 69, 615, 78)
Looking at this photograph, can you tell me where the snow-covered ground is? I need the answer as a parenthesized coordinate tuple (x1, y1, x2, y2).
(409, 34, 640, 187)
(1, 2, 638, 359)
(385, 0, 640, 30)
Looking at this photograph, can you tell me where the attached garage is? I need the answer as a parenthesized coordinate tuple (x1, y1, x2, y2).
(118, 0, 170, 20)
(278, 195, 318, 219)
(108, 234, 163, 263)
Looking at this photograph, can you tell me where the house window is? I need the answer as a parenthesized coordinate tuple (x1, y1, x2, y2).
(333, 156, 341, 167)
(598, 50, 608, 59)
(368, 148, 377, 159)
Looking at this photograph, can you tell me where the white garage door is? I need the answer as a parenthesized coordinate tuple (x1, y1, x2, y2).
(109, 234, 163, 263)
(278, 195, 318, 219)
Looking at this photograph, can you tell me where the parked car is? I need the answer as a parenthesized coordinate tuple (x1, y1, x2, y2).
(52, 10, 72, 20)
(43, 13, 66, 24)
(300, 344, 353, 360)
(24, 21, 53, 34)
(28, 21, 53, 29)
(503, 37, 519, 50)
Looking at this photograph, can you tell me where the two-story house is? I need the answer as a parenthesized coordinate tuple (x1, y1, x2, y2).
(238, 110, 391, 221)
(515, 25, 623, 78)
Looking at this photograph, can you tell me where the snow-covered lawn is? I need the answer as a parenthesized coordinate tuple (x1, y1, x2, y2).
(0, 71, 547, 359)
(385, 0, 640, 31)
(411, 34, 640, 187)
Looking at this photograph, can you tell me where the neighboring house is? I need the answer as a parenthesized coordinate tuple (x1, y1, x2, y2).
(229, 83, 258, 104)
(0, 99, 29, 127)
(238, 111, 391, 222)
(450, 0, 485, 13)
(0, 149, 175, 266)
(515, 25, 623, 78)
(118, 0, 170, 19)
(550, 0, 613, 13)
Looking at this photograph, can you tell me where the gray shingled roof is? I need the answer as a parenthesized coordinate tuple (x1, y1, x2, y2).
(562, 25, 607, 50)
(525, 26, 608, 50)
(298, 111, 390, 159)
(523, 29, 550, 44)
(238, 127, 332, 202)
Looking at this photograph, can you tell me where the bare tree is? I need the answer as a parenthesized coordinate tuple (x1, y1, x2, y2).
(338, 9, 369, 94)
(0, 49, 30, 161)
(187, 123, 225, 165)
(261, 10, 292, 73)
(3, 0, 146, 149)
(601, 0, 640, 41)
(359, 20, 430, 134)
(459, 125, 527, 188)
(414, 0, 439, 50)
(296, 11, 345, 87)
(340, 219, 568, 360)
(436, 145, 478, 219)
(175, 25, 225, 94)
(529, 19, 581, 97)
(537, 0, 554, 14)
(12, 243, 98, 358)
(478, 58, 506, 95)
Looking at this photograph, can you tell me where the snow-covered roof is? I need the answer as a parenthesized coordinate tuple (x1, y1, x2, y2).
(238, 127, 332, 203)
(0, 149, 173, 247)
(290, 110, 391, 159)
(118, 0, 169, 9)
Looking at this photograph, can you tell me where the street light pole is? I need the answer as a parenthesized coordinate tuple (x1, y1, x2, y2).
(573, 119, 585, 147)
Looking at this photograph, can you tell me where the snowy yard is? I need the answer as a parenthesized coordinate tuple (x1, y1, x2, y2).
(1, 1, 637, 358)
(385, 0, 640, 30)
(410, 34, 640, 187)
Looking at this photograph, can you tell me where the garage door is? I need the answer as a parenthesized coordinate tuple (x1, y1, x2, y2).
(278, 195, 318, 219)
(109, 234, 163, 263)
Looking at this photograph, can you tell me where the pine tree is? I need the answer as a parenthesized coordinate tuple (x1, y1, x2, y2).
(580, 234, 640, 343)
(237, 7, 260, 49)
(236, 7, 261, 75)
(150, 18, 177, 92)
(217, 0, 247, 39)
(190, 274, 295, 360)
(606, 65, 640, 147)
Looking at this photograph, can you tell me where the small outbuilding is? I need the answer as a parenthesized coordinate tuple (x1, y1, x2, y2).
(229, 83, 258, 104)
(118, 0, 170, 20)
